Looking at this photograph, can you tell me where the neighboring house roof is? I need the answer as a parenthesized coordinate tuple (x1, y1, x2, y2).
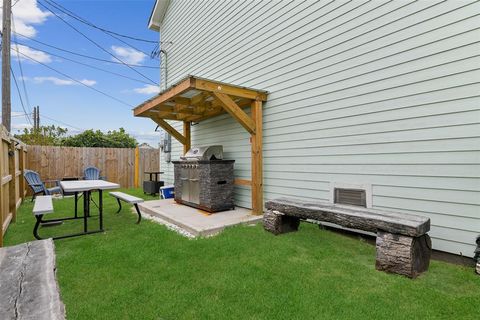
(139, 143, 154, 149)
(148, 0, 170, 31)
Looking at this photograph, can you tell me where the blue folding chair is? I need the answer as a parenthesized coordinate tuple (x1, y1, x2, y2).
(24, 170, 62, 201)
(83, 166, 105, 210)
(83, 166, 106, 180)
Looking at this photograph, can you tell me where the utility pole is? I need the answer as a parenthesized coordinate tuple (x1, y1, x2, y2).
(33, 106, 37, 129)
(36, 105, 40, 128)
(2, 0, 12, 132)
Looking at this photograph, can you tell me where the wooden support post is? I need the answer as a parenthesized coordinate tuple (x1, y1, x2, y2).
(8, 141, 17, 222)
(134, 146, 140, 188)
(251, 99, 263, 215)
(183, 121, 191, 155)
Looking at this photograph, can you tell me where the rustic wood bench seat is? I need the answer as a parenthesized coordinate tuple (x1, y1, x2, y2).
(109, 192, 144, 224)
(264, 197, 432, 278)
(0, 239, 65, 319)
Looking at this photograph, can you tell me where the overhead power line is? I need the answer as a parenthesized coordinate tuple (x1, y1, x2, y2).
(13, 32, 160, 69)
(12, 13, 33, 118)
(13, 47, 135, 109)
(0, 0, 20, 9)
(43, 0, 162, 59)
(41, 114, 84, 131)
(37, 0, 159, 86)
(44, 0, 161, 44)
(12, 40, 155, 85)
(11, 67, 33, 126)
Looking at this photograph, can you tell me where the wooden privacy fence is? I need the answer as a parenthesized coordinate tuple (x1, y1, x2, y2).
(26, 146, 160, 190)
(0, 126, 28, 247)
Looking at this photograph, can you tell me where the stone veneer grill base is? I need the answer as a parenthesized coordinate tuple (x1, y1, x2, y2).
(173, 160, 235, 212)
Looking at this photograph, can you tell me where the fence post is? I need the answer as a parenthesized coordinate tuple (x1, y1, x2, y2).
(134, 146, 140, 188)
(18, 145, 25, 202)
(0, 131, 4, 247)
(8, 141, 17, 223)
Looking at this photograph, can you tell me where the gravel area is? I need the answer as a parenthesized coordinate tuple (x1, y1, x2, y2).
(134, 208, 196, 239)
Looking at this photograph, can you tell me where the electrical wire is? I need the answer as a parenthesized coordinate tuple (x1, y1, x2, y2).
(44, 0, 161, 44)
(41, 114, 85, 131)
(0, 0, 20, 9)
(11, 67, 33, 126)
(11, 13, 33, 118)
(43, 0, 161, 58)
(41, 114, 142, 147)
(12, 40, 155, 85)
(13, 32, 160, 69)
(37, 0, 159, 86)
(13, 47, 135, 109)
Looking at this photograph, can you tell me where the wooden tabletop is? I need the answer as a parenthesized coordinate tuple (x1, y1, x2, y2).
(60, 180, 120, 192)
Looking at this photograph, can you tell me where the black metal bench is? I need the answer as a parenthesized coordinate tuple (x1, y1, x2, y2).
(0, 239, 65, 319)
(109, 192, 144, 224)
(264, 197, 431, 278)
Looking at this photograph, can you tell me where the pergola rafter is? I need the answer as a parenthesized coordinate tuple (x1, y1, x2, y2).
(133, 76, 268, 215)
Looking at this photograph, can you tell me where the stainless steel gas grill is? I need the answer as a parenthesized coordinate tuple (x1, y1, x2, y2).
(172, 146, 235, 212)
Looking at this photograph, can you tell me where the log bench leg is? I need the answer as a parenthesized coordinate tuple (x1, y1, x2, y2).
(375, 231, 431, 278)
(263, 210, 300, 235)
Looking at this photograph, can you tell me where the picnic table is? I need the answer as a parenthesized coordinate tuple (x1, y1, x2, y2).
(32, 180, 119, 240)
(60, 180, 120, 235)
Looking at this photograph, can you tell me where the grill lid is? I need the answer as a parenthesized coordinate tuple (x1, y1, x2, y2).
(181, 145, 224, 161)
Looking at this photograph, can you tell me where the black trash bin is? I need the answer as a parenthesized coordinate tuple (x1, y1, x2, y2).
(143, 171, 164, 195)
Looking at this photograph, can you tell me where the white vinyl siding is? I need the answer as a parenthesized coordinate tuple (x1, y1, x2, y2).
(157, 0, 480, 257)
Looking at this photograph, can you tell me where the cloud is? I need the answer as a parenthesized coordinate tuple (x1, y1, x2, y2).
(12, 44, 52, 63)
(5, 0, 52, 37)
(33, 76, 97, 86)
(133, 84, 159, 95)
(111, 46, 147, 64)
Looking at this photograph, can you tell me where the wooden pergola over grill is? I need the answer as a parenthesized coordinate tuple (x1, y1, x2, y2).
(133, 76, 268, 215)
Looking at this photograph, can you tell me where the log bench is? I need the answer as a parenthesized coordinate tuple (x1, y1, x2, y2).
(109, 192, 144, 224)
(0, 239, 65, 319)
(264, 197, 432, 278)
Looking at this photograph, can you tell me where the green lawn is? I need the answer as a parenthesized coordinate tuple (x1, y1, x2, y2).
(4, 188, 479, 319)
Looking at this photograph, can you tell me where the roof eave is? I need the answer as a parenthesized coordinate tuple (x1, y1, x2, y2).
(148, 0, 170, 32)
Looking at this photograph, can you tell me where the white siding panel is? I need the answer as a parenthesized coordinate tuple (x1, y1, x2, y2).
(158, 0, 480, 257)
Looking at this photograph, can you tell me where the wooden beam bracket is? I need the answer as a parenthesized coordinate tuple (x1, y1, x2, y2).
(153, 117, 187, 145)
(212, 92, 255, 134)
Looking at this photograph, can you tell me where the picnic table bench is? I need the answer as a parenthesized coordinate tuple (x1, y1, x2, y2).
(0, 239, 65, 319)
(109, 192, 144, 224)
(264, 197, 432, 278)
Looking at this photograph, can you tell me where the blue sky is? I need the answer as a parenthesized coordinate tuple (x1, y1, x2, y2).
(3, 0, 162, 145)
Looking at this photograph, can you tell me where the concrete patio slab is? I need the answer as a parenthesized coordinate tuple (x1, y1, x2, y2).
(137, 199, 263, 237)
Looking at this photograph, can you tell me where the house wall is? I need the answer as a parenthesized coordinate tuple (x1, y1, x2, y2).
(157, 0, 480, 257)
